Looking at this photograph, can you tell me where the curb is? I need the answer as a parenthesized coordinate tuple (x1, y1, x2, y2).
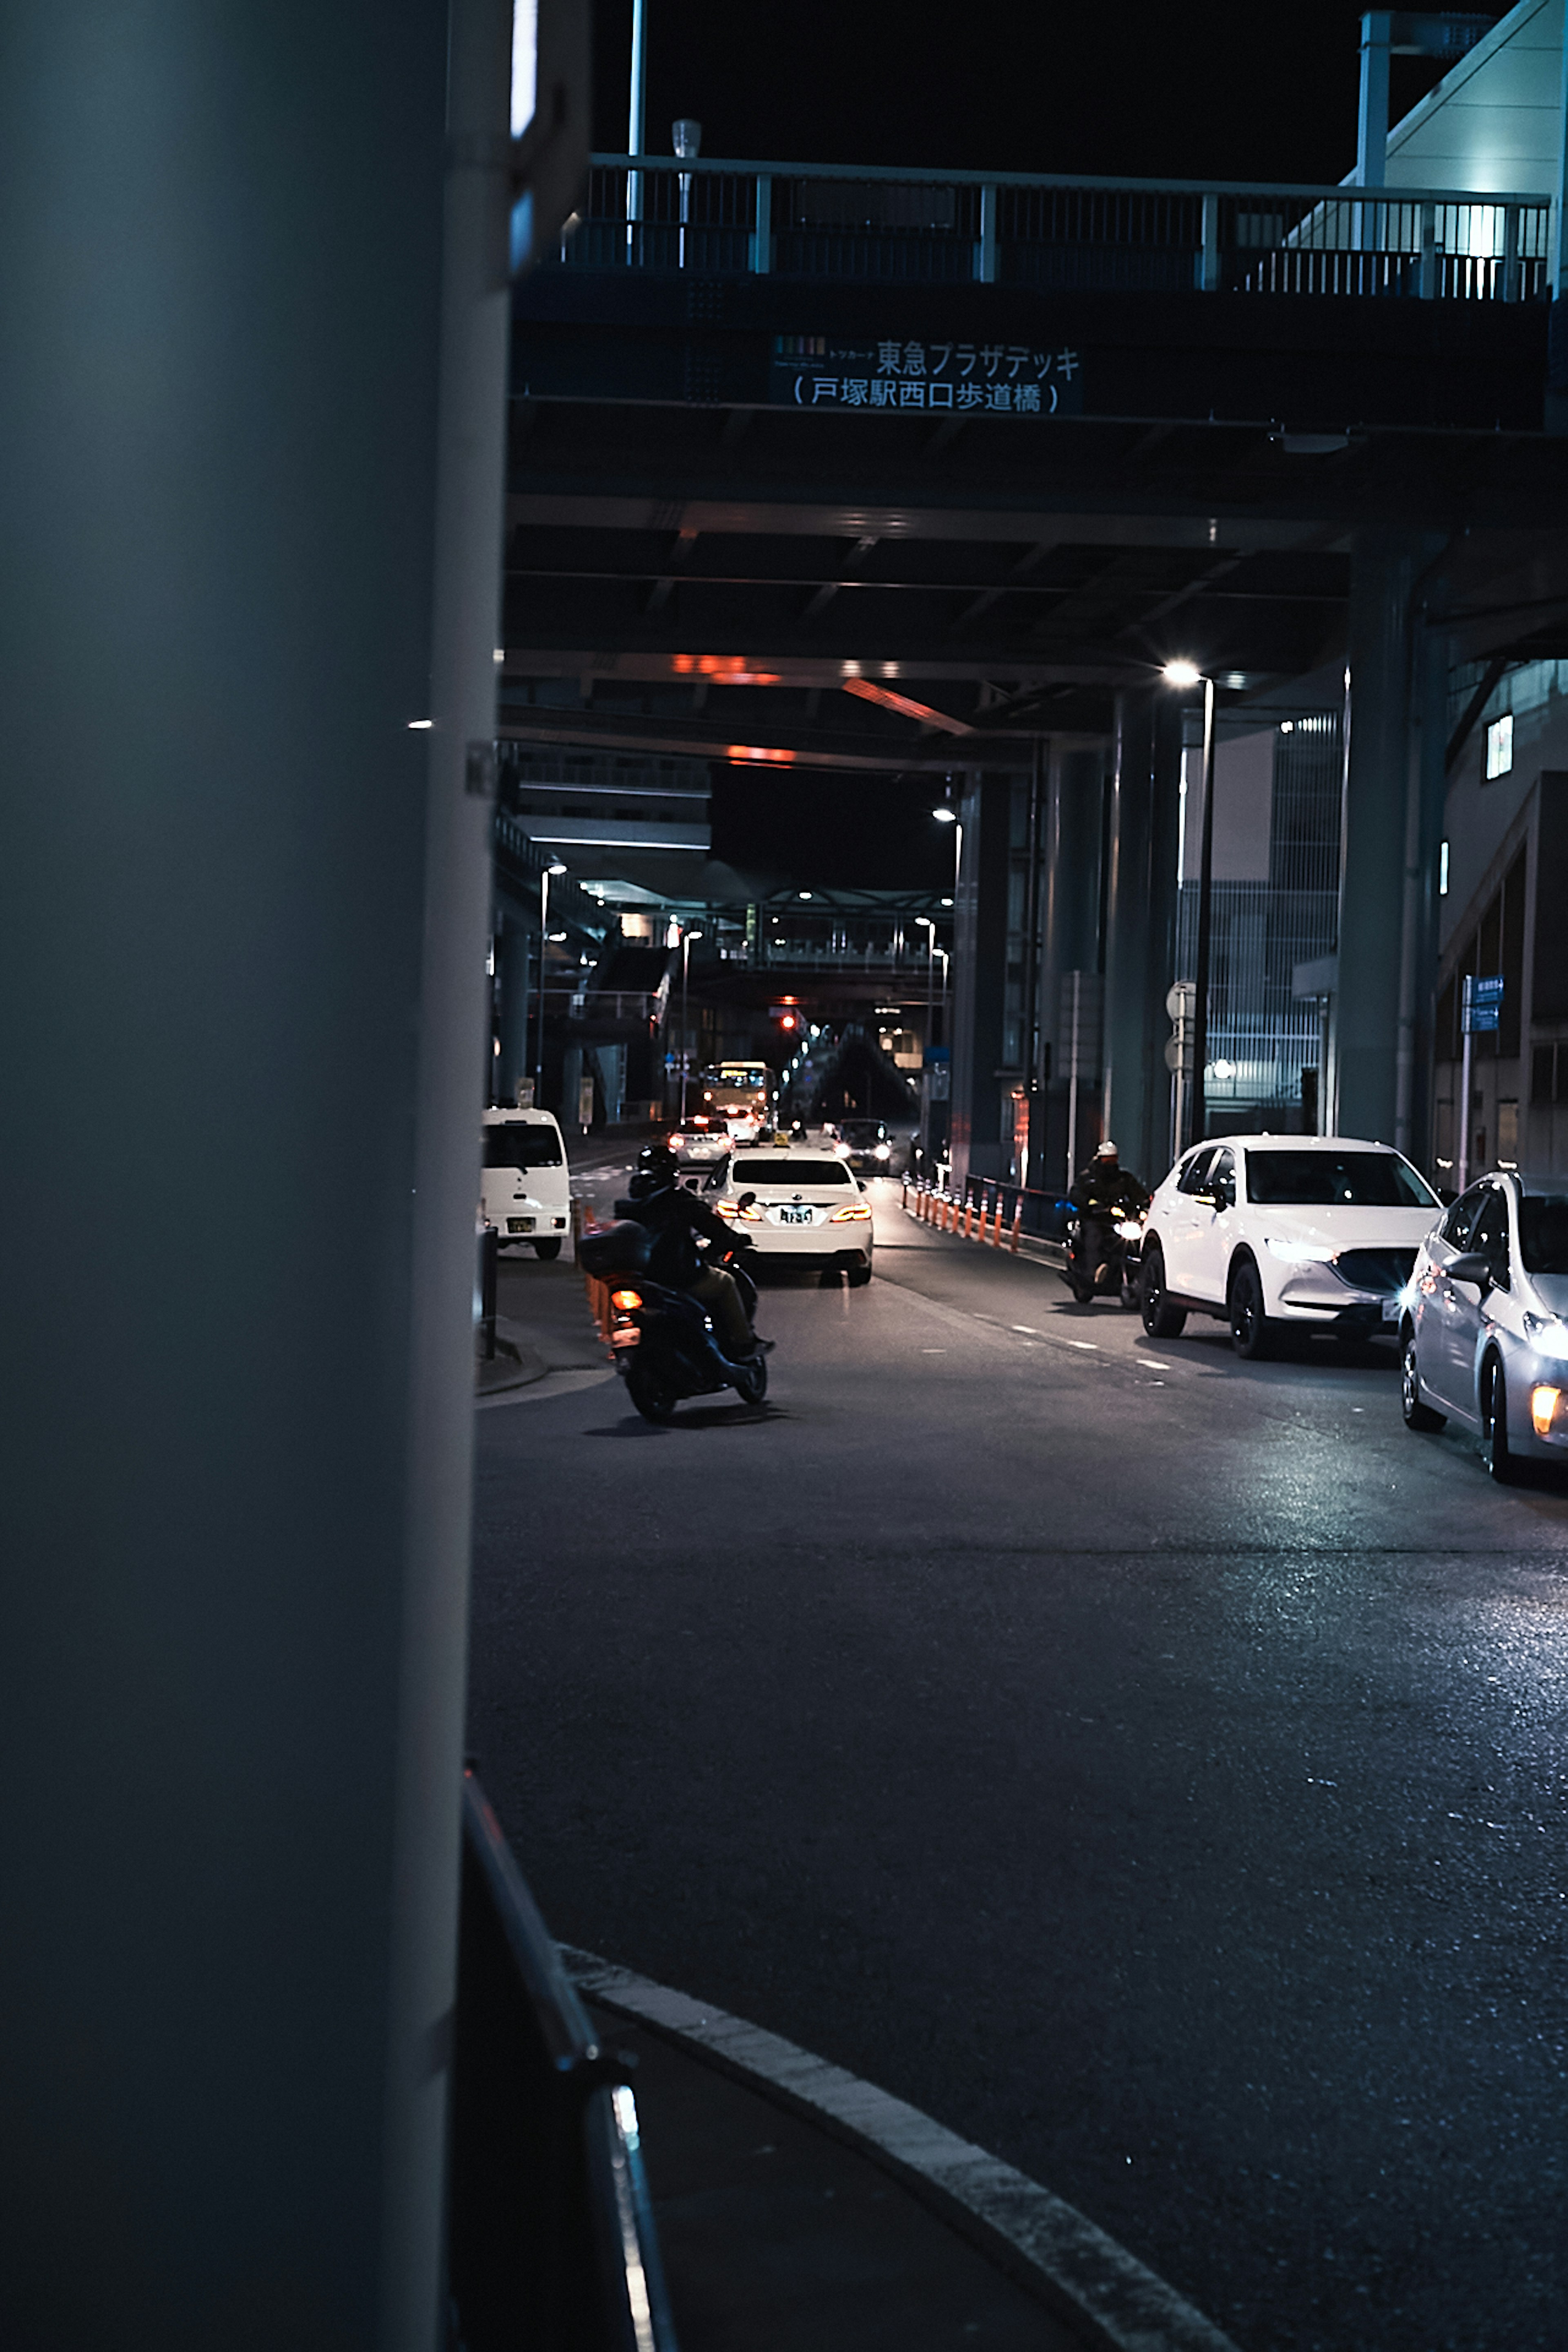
(561, 1946, 1242, 2352)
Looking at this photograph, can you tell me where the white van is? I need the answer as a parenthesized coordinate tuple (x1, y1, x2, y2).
(481, 1108, 571, 1258)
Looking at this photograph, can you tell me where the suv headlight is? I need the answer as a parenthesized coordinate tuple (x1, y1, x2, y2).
(1264, 1238, 1335, 1264)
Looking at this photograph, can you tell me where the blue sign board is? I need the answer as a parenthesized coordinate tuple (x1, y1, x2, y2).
(1461, 972, 1503, 1034)
(769, 334, 1084, 416)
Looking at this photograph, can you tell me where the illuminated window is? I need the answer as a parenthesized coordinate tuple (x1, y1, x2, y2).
(1439, 840, 1450, 896)
(1485, 713, 1513, 780)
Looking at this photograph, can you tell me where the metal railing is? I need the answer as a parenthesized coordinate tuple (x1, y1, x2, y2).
(555, 155, 1549, 302)
(449, 1769, 677, 2352)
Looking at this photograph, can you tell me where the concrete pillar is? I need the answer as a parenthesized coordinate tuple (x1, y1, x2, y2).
(1336, 530, 1424, 1143)
(0, 7, 510, 2348)
(1400, 618, 1452, 1169)
(1101, 690, 1182, 1183)
(496, 908, 534, 1105)
(1038, 744, 1105, 1188)
(948, 772, 1011, 1189)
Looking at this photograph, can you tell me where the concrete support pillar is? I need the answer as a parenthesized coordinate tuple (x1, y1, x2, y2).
(0, 7, 510, 2347)
(1336, 530, 1425, 1143)
(1401, 618, 1452, 1169)
(1102, 690, 1183, 1183)
(496, 908, 534, 1106)
(1038, 744, 1106, 1188)
(948, 772, 1011, 1190)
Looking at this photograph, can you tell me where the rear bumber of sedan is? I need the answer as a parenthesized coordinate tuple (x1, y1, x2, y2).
(726, 1196, 873, 1271)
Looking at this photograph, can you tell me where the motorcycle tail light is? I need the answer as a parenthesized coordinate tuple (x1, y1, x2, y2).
(611, 1289, 643, 1312)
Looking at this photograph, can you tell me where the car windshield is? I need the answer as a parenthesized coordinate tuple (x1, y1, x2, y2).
(482, 1123, 562, 1169)
(733, 1157, 850, 1186)
(1244, 1150, 1436, 1208)
(1519, 1194, 1568, 1275)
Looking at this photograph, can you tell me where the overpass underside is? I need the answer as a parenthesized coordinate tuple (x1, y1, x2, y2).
(503, 156, 1568, 1184)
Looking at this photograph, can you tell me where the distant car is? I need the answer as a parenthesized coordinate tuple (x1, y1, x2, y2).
(665, 1120, 731, 1167)
(715, 1148, 874, 1283)
(481, 1108, 570, 1258)
(1139, 1134, 1441, 1358)
(837, 1119, 912, 1176)
(1400, 1170, 1568, 1481)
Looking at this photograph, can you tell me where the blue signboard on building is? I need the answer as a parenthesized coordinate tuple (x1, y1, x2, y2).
(1461, 972, 1504, 1034)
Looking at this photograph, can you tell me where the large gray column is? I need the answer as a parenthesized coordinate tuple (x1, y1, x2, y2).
(1336, 530, 1423, 1143)
(1038, 742, 1106, 1188)
(948, 772, 1012, 1189)
(0, 8, 510, 2348)
(1101, 690, 1182, 1181)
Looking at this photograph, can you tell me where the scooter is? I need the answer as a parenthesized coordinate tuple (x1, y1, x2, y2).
(582, 1216, 769, 1423)
(1063, 1202, 1147, 1307)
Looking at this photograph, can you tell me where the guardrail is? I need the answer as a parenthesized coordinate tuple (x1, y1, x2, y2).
(449, 1769, 677, 2351)
(902, 1174, 1071, 1248)
(557, 155, 1549, 303)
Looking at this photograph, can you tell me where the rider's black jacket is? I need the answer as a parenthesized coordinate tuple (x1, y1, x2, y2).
(626, 1178, 743, 1289)
(1068, 1162, 1148, 1218)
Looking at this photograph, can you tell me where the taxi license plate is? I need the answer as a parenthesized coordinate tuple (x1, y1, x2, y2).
(507, 1216, 534, 1233)
(779, 1205, 813, 1224)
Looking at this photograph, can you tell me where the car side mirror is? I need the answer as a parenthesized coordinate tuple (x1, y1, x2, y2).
(1447, 1251, 1491, 1290)
(738, 1191, 756, 1209)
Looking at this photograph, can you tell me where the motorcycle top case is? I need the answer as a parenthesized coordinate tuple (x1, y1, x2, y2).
(577, 1218, 653, 1277)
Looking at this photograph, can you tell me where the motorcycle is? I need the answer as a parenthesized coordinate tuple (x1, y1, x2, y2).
(1063, 1200, 1147, 1307)
(580, 1207, 768, 1423)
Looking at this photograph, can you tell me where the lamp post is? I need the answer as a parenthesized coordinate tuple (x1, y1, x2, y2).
(679, 926, 703, 1121)
(535, 859, 567, 1100)
(1162, 662, 1215, 1152)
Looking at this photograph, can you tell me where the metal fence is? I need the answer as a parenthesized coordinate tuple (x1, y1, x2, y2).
(555, 156, 1549, 302)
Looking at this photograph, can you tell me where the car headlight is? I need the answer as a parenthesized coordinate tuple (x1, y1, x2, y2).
(1264, 1238, 1336, 1264)
(1523, 1312, 1568, 1360)
(875, 1143, 891, 1159)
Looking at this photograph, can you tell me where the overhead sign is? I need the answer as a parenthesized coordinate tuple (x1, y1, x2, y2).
(770, 335, 1084, 416)
(1461, 972, 1503, 1034)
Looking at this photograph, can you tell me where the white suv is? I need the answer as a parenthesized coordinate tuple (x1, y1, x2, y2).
(1139, 1134, 1441, 1359)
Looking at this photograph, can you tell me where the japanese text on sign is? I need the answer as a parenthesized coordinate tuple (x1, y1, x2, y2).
(770, 334, 1083, 416)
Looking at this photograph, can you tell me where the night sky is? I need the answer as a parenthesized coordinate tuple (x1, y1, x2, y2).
(593, 1, 1453, 183)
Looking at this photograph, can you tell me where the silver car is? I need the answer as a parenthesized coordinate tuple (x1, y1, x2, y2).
(1400, 1170, 1568, 1481)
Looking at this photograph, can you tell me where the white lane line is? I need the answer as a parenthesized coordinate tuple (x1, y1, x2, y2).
(563, 1947, 1241, 2352)
(1011, 1324, 1039, 1334)
(1065, 1339, 1099, 1350)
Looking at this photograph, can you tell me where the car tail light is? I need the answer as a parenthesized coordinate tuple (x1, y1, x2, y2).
(830, 1203, 872, 1222)
(611, 1289, 643, 1312)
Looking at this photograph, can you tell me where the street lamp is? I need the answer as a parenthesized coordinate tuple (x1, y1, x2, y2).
(679, 926, 704, 1122)
(1162, 661, 1215, 1151)
(535, 859, 567, 1099)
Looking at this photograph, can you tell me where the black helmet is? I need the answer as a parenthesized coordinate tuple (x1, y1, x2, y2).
(636, 1143, 679, 1182)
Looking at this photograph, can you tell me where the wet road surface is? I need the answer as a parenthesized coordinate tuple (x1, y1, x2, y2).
(469, 1178, 1568, 2352)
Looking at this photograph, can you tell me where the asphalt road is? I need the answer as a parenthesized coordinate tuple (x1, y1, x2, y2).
(469, 1176, 1568, 2352)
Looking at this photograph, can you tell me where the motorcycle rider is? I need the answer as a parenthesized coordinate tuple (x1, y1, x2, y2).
(624, 1144, 763, 1363)
(1068, 1138, 1149, 1287)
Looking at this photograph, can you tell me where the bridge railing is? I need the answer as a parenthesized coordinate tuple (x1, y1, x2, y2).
(556, 156, 1549, 301)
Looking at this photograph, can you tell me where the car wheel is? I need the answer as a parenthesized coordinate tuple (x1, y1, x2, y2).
(1481, 1352, 1518, 1483)
(1401, 1330, 1445, 1431)
(1139, 1243, 1186, 1339)
(626, 1361, 678, 1423)
(846, 1260, 873, 1287)
(1228, 1258, 1273, 1360)
(532, 1238, 562, 1261)
(733, 1353, 768, 1406)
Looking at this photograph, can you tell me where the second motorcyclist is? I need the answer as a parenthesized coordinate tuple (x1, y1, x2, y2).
(623, 1144, 765, 1364)
(1067, 1137, 1149, 1293)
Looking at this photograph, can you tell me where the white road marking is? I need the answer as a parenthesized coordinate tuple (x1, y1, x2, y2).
(1011, 1324, 1039, 1334)
(562, 1946, 1242, 2352)
(1066, 1339, 1099, 1350)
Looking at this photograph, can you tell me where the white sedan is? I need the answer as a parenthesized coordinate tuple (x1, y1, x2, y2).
(1139, 1133, 1441, 1359)
(715, 1149, 874, 1283)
